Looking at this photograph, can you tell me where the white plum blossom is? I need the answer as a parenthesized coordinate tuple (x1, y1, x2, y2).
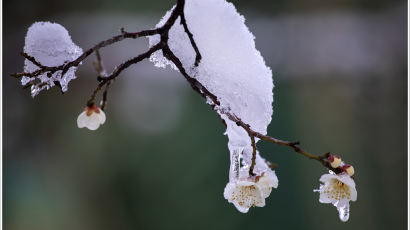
(224, 180, 264, 213)
(77, 105, 106, 131)
(224, 171, 278, 213)
(314, 172, 357, 222)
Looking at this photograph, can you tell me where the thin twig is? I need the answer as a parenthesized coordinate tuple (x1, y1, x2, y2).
(248, 135, 257, 176)
(180, 12, 202, 66)
(221, 112, 339, 173)
(86, 43, 163, 106)
(20, 52, 47, 68)
(101, 81, 111, 111)
(93, 49, 106, 77)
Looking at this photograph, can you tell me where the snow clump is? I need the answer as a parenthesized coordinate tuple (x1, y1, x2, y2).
(22, 22, 83, 97)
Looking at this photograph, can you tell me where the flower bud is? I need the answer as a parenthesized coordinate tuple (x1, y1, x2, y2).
(77, 104, 106, 131)
(341, 165, 355, 176)
(328, 155, 342, 168)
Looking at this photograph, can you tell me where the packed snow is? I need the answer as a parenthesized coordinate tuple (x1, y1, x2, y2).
(22, 22, 83, 97)
(149, 0, 274, 179)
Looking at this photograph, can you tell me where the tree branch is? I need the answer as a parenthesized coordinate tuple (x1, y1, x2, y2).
(93, 49, 106, 78)
(86, 43, 163, 106)
(20, 52, 47, 69)
(180, 12, 202, 66)
(12, 0, 344, 176)
(159, 1, 341, 175)
(11, 29, 160, 79)
(101, 81, 111, 111)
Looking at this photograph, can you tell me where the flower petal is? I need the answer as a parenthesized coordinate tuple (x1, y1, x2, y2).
(77, 111, 88, 128)
(317, 185, 333, 204)
(256, 171, 278, 198)
(98, 110, 106, 124)
(85, 113, 102, 130)
(337, 174, 356, 190)
(319, 173, 338, 183)
(224, 180, 265, 213)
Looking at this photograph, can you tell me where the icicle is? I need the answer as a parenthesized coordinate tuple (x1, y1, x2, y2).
(229, 147, 243, 181)
(337, 203, 350, 222)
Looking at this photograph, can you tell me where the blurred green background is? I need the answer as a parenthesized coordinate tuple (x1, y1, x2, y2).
(3, 0, 407, 229)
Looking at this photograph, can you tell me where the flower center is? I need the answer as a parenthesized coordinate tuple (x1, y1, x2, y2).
(323, 179, 351, 201)
(231, 185, 263, 208)
(85, 105, 100, 116)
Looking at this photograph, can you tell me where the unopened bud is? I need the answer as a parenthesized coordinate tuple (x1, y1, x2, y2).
(341, 165, 354, 176)
(328, 155, 341, 168)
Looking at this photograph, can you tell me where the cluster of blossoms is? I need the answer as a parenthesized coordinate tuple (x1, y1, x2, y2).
(314, 155, 357, 222)
(221, 147, 357, 222)
(75, 108, 357, 222)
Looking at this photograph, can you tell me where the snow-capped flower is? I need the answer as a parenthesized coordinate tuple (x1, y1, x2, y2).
(328, 155, 342, 168)
(224, 171, 278, 213)
(77, 104, 106, 130)
(314, 172, 357, 222)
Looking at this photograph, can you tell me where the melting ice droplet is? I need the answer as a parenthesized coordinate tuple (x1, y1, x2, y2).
(337, 204, 350, 222)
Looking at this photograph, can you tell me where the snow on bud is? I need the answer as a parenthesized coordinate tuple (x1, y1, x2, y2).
(328, 155, 342, 168)
(77, 104, 106, 131)
(341, 165, 355, 176)
(314, 172, 357, 222)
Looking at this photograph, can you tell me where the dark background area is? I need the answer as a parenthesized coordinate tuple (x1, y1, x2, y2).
(3, 0, 407, 229)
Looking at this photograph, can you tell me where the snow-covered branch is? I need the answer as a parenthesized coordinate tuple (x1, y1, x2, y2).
(11, 0, 357, 222)
(12, 29, 159, 79)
